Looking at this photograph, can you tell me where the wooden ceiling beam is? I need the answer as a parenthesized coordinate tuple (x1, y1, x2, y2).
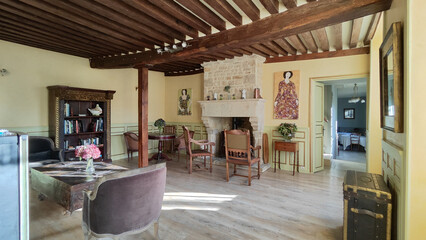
(91, 0, 392, 68)
(1, 0, 135, 51)
(147, 0, 211, 35)
(281, 0, 297, 9)
(203, 0, 243, 27)
(364, 12, 382, 45)
(232, 0, 260, 21)
(287, 35, 308, 54)
(263, 41, 288, 56)
(350, 18, 363, 48)
(122, 0, 199, 39)
(175, 0, 226, 31)
(252, 43, 278, 57)
(68, 0, 176, 44)
(260, 0, 279, 14)
(165, 69, 204, 76)
(95, 0, 187, 40)
(265, 47, 370, 63)
(242, 46, 270, 58)
(21, 0, 152, 50)
(233, 48, 253, 55)
(331, 23, 343, 50)
(314, 28, 330, 51)
(46, 0, 162, 47)
(299, 32, 318, 53)
(273, 38, 297, 55)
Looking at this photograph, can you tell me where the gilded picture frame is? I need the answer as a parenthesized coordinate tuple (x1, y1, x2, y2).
(379, 22, 403, 133)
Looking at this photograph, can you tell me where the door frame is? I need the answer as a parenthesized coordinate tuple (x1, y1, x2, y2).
(309, 73, 370, 173)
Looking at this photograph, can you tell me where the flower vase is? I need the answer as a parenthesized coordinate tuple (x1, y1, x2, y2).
(86, 158, 95, 174)
(158, 127, 163, 134)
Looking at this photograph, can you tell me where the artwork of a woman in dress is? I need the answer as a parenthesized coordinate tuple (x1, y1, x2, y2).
(178, 88, 192, 115)
(273, 70, 300, 119)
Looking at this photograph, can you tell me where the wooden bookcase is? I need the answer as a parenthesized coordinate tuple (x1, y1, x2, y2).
(47, 86, 115, 162)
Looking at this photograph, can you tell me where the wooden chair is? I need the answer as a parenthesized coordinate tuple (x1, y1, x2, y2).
(350, 134, 361, 151)
(182, 126, 215, 174)
(123, 132, 138, 162)
(174, 130, 194, 161)
(224, 129, 261, 186)
(163, 125, 176, 153)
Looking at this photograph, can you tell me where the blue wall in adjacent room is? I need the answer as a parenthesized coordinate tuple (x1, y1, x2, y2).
(337, 97, 366, 131)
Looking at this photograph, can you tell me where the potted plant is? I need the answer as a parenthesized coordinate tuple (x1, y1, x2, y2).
(154, 118, 166, 133)
(278, 123, 297, 141)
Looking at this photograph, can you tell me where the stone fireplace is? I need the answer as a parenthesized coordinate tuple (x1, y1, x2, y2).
(199, 55, 268, 168)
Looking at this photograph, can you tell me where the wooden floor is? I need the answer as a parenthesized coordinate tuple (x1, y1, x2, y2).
(29, 155, 352, 240)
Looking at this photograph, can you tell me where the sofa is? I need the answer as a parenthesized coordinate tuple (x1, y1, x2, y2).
(29, 136, 63, 167)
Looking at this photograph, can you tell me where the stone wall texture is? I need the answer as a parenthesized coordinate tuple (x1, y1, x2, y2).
(202, 55, 266, 100)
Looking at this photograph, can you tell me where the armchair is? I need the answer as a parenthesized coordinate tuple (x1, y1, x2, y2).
(28, 136, 63, 168)
(174, 130, 194, 161)
(182, 126, 215, 174)
(123, 132, 138, 162)
(82, 163, 166, 240)
(224, 129, 261, 186)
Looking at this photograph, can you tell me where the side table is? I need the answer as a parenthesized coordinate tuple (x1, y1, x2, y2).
(273, 141, 299, 175)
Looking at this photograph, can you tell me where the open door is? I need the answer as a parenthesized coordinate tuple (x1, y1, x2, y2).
(311, 81, 325, 172)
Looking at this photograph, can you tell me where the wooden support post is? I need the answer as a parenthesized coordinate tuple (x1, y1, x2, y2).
(138, 67, 149, 168)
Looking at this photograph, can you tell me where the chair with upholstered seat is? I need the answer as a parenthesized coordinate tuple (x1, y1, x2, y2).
(28, 136, 63, 168)
(82, 163, 166, 240)
(182, 126, 215, 174)
(163, 125, 176, 153)
(224, 129, 261, 186)
(174, 130, 194, 161)
(123, 132, 138, 162)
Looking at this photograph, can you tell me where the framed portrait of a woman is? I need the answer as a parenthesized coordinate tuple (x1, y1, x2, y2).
(273, 70, 300, 119)
(178, 88, 192, 115)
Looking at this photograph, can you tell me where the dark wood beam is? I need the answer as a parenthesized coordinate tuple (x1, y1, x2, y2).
(350, 18, 363, 48)
(233, 48, 253, 55)
(252, 43, 278, 57)
(331, 23, 343, 50)
(232, 0, 260, 21)
(265, 47, 370, 63)
(299, 32, 318, 53)
(260, 0, 279, 14)
(241, 46, 270, 58)
(90, 0, 392, 68)
(281, 0, 297, 9)
(314, 28, 330, 51)
(123, 0, 198, 38)
(306, 0, 317, 2)
(147, 0, 211, 35)
(273, 38, 297, 55)
(137, 67, 149, 168)
(263, 41, 288, 56)
(95, 0, 187, 40)
(364, 12, 382, 45)
(175, 0, 226, 31)
(287, 35, 307, 54)
(204, 0, 242, 27)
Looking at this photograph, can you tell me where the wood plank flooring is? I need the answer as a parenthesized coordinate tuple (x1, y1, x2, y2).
(29, 155, 348, 240)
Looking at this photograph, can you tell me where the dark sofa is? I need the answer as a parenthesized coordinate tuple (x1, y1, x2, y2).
(29, 136, 63, 167)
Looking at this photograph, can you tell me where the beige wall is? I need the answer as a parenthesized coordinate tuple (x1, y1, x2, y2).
(0, 40, 165, 128)
(164, 73, 204, 123)
(262, 54, 370, 128)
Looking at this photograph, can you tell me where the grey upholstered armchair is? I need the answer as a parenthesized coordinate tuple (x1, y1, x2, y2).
(82, 163, 167, 240)
(28, 136, 63, 167)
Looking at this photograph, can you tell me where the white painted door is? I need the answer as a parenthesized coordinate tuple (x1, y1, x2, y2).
(311, 81, 325, 172)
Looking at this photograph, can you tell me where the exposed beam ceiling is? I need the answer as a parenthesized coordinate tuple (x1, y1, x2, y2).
(0, 0, 390, 75)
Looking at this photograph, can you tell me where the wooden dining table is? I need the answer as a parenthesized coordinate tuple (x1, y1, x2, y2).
(148, 132, 175, 162)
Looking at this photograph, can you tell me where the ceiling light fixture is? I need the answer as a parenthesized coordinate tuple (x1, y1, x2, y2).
(156, 41, 189, 55)
(348, 83, 360, 103)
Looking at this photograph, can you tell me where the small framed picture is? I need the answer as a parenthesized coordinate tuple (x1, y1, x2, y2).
(344, 108, 355, 119)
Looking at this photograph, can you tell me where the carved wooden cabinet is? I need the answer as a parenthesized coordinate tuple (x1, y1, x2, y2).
(47, 86, 115, 162)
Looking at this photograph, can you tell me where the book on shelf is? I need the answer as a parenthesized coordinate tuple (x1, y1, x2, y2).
(64, 120, 83, 134)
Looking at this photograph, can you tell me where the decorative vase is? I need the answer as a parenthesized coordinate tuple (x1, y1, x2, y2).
(158, 127, 163, 134)
(86, 158, 95, 174)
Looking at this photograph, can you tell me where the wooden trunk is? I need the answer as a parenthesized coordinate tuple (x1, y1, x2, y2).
(343, 171, 392, 240)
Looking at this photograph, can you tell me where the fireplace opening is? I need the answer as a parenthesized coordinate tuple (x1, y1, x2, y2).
(218, 117, 255, 158)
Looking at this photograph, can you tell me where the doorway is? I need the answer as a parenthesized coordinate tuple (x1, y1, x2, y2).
(310, 75, 368, 176)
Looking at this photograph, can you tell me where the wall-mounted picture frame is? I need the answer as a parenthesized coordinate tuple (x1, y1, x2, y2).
(344, 108, 355, 119)
(380, 22, 403, 133)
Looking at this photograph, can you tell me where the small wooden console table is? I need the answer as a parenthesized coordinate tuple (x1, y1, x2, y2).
(273, 141, 299, 175)
(148, 133, 175, 162)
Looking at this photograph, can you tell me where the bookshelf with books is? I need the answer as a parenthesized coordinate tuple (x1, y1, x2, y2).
(47, 86, 115, 162)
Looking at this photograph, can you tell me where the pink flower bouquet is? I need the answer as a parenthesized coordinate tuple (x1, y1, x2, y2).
(75, 144, 101, 160)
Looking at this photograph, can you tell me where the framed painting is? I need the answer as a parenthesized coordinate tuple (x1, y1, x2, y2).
(273, 70, 300, 119)
(178, 88, 192, 115)
(344, 108, 355, 119)
(380, 22, 403, 132)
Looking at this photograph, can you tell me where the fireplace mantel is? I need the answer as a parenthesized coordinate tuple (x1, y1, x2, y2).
(199, 99, 265, 117)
